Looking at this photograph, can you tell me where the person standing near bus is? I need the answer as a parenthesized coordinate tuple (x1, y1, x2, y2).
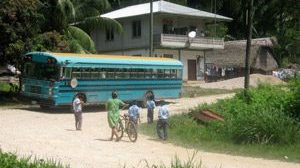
(128, 100, 141, 125)
(157, 101, 169, 140)
(106, 91, 128, 141)
(146, 95, 156, 124)
(73, 95, 84, 130)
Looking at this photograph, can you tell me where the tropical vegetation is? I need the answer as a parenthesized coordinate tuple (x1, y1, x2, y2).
(0, 149, 68, 168)
(140, 77, 300, 162)
(0, 0, 121, 66)
(0, 0, 298, 66)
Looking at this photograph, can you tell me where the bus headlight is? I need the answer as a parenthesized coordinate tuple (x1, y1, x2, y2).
(21, 84, 25, 92)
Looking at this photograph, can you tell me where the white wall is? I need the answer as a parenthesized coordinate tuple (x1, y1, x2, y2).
(91, 15, 151, 52)
(92, 14, 208, 53)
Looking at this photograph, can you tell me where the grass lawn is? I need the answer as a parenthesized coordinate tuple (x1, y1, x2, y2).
(139, 115, 300, 163)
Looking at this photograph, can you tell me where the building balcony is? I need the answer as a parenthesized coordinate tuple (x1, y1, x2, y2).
(154, 34, 224, 50)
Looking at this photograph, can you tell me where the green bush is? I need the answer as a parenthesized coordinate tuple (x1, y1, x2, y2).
(287, 76, 300, 119)
(190, 83, 300, 145)
(135, 152, 203, 168)
(0, 149, 68, 168)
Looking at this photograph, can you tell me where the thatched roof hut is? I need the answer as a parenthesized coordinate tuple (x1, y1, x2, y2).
(205, 38, 278, 73)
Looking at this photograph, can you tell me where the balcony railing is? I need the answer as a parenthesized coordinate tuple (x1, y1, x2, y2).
(154, 34, 225, 49)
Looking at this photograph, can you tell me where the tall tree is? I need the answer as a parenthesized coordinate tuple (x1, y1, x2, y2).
(0, 0, 43, 65)
(40, 0, 122, 54)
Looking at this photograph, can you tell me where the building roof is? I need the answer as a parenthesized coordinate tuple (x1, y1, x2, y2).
(101, 0, 232, 21)
(205, 38, 278, 71)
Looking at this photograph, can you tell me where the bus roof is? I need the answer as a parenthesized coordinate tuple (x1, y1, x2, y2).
(25, 52, 183, 69)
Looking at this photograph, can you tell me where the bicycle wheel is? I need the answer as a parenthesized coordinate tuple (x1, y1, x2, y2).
(127, 121, 138, 142)
(116, 119, 124, 140)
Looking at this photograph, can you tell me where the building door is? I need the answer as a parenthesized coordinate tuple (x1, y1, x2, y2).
(188, 60, 197, 80)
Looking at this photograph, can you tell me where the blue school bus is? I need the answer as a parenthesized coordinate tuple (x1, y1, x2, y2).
(21, 52, 183, 108)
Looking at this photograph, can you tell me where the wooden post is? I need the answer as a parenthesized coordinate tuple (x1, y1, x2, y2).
(244, 0, 253, 90)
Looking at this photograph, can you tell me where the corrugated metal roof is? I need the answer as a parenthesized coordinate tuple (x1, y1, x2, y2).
(101, 0, 232, 21)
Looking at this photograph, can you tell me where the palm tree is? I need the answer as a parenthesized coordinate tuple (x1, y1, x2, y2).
(41, 0, 122, 53)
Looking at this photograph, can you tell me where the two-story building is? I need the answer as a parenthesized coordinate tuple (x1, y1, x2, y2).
(91, 0, 232, 80)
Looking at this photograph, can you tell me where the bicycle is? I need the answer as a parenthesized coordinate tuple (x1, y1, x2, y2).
(116, 114, 138, 142)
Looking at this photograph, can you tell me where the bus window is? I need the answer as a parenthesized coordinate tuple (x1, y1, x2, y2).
(72, 68, 81, 79)
(177, 69, 182, 78)
(81, 68, 91, 79)
(24, 62, 35, 78)
(23, 62, 59, 80)
(116, 68, 130, 79)
(145, 69, 152, 79)
(106, 68, 115, 79)
(130, 69, 138, 79)
(137, 69, 145, 79)
(99, 68, 106, 79)
(152, 69, 158, 79)
(158, 69, 164, 78)
(165, 69, 171, 78)
(170, 69, 177, 78)
(90, 68, 99, 79)
(43, 64, 59, 80)
(124, 68, 130, 79)
(115, 68, 124, 79)
(62, 67, 72, 79)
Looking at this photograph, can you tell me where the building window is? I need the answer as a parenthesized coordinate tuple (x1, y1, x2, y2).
(106, 28, 114, 41)
(163, 19, 174, 34)
(132, 20, 141, 38)
(163, 54, 173, 58)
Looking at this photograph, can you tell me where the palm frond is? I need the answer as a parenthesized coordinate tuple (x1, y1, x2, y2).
(74, 6, 100, 22)
(57, 0, 76, 22)
(69, 39, 87, 53)
(77, 16, 123, 34)
(85, 0, 111, 13)
(67, 26, 96, 53)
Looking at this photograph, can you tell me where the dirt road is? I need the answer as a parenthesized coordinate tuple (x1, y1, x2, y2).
(0, 94, 299, 168)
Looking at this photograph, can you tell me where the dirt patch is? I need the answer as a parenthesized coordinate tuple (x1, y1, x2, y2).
(186, 74, 285, 89)
(0, 94, 299, 168)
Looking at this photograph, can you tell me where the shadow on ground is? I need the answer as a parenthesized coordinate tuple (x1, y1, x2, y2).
(15, 105, 107, 114)
(8, 99, 176, 114)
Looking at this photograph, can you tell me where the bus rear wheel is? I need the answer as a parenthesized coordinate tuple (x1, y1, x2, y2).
(39, 105, 51, 110)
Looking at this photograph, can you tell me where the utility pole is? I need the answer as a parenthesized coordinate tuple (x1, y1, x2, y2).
(244, 0, 253, 90)
(149, 0, 153, 57)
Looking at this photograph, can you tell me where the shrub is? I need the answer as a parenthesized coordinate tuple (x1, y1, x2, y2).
(136, 152, 203, 168)
(0, 149, 68, 168)
(190, 84, 300, 145)
(287, 76, 300, 119)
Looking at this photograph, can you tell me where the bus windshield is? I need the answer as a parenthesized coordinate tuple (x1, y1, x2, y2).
(23, 62, 59, 80)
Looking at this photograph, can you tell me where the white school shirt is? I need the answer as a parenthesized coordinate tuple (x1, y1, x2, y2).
(158, 105, 169, 120)
(73, 98, 82, 112)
